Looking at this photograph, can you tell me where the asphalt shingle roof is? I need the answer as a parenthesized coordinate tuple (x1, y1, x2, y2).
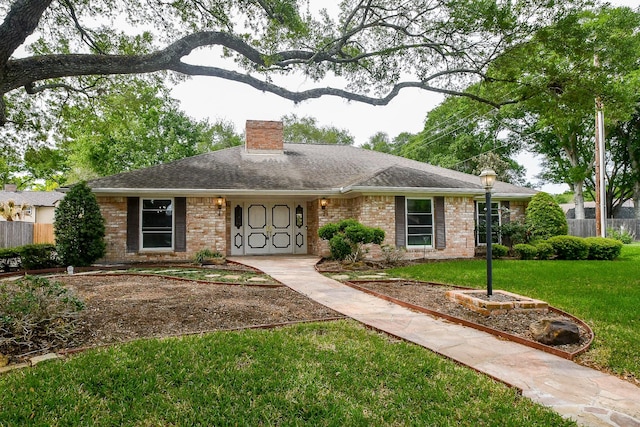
(87, 144, 536, 197)
(0, 191, 64, 207)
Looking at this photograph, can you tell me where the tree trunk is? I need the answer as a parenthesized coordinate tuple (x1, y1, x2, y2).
(573, 181, 586, 220)
(634, 181, 640, 220)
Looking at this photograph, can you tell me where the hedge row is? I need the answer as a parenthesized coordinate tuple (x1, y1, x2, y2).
(0, 244, 60, 271)
(511, 236, 622, 261)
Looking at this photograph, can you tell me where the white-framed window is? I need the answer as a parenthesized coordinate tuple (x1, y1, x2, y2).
(476, 201, 501, 245)
(141, 199, 173, 249)
(406, 198, 433, 246)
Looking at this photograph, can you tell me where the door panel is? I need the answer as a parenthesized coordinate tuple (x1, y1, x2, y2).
(232, 201, 306, 255)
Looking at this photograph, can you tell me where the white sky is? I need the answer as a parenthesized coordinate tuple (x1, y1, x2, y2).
(170, 0, 638, 194)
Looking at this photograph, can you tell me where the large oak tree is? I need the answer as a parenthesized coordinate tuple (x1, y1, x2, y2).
(0, 0, 587, 131)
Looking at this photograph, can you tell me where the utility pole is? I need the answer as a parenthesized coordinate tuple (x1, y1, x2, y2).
(594, 56, 606, 237)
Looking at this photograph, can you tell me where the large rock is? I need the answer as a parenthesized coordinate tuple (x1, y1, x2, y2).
(530, 318, 580, 345)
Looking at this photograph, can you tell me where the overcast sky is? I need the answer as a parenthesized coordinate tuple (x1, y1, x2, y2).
(170, 0, 638, 194)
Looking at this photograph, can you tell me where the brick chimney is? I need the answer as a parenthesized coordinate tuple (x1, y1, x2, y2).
(245, 120, 284, 154)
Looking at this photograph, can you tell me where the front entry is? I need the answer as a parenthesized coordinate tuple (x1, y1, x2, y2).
(231, 201, 307, 255)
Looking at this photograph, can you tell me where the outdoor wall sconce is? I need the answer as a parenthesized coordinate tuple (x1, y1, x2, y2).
(320, 198, 328, 210)
(216, 196, 224, 215)
(479, 169, 497, 296)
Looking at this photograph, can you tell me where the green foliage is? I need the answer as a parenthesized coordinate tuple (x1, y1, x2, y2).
(193, 249, 224, 264)
(16, 244, 60, 270)
(328, 234, 352, 261)
(606, 226, 634, 244)
(282, 114, 354, 145)
(54, 182, 106, 266)
(0, 321, 572, 426)
(0, 276, 84, 356)
(534, 242, 555, 260)
(491, 244, 509, 258)
(547, 236, 589, 260)
(318, 219, 385, 261)
(525, 192, 568, 240)
(499, 220, 528, 246)
(59, 80, 230, 180)
(584, 237, 623, 261)
(514, 243, 537, 260)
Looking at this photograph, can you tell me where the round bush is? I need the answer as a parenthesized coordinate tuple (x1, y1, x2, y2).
(491, 244, 509, 258)
(525, 192, 568, 241)
(584, 237, 623, 261)
(514, 243, 537, 260)
(535, 242, 555, 260)
(547, 235, 589, 260)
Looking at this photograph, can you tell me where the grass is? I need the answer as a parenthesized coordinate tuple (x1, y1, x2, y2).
(388, 244, 640, 380)
(0, 321, 574, 426)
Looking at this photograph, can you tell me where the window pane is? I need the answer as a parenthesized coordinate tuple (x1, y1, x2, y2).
(477, 202, 500, 244)
(408, 235, 432, 246)
(142, 210, 173, 228)
(407, 214, 433, 226)
(143, 199, 172, 210)
(408, 226, 433, 235)
(407, 199, 431, 213)
(143, 233, 172, 248)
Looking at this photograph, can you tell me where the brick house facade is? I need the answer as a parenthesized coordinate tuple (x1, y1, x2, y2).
(88, 120, 534, 263)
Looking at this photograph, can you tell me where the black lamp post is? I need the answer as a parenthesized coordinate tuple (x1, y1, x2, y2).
(479, 169, 497, 297)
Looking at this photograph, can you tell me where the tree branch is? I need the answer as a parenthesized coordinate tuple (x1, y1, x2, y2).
(0, 0, 53, 66)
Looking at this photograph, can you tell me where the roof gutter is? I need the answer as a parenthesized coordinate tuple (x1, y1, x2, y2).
(340, 185, 536, 200)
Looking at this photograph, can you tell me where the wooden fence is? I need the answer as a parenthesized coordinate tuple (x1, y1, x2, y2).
(0, 222, 55, 248)
(567, 219, 640, 240)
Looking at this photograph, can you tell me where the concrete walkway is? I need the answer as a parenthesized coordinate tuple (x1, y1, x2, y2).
(229, 256, 640, 427)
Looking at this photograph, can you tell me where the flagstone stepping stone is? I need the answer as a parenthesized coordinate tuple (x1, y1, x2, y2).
(247, 277, 269, 282)
(154, 269, 181, 273)
(357, 275, 386, 279)
(205, 274, 221, 278)
(221, 275, 241, 280)
(330, 275, 350, 280)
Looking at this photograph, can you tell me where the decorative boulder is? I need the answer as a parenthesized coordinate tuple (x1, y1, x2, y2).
(530, 318, 580, 345)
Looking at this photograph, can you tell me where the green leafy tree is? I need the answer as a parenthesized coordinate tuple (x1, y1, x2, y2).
(489, 6, 640, 218)
(57, 80, 226, 180)
(525, 192, 568, 241)
(282, 114, 354, 145)
(399, 92, 525, 184)
(54, 182, 106, 266)
(0, 0, 584, 132)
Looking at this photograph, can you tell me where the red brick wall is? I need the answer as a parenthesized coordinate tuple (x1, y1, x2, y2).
(245, 120, 284, 153)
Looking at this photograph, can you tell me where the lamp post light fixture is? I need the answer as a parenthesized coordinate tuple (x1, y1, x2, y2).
(479, 169, 497, 297)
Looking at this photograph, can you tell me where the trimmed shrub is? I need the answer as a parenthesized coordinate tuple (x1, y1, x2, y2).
(318, 219, 385, 261)
(547, 235, 589, 260)
(17, 244, 60, 270)
(54, 181, 106, 266)
(535, 242, 555, 260)
(584, 237, 623, 261)
(0, 276, 84, 356)
(514, 244, 537, 260)
(525, 192, 568, 241)
(492, 244, 509, 258)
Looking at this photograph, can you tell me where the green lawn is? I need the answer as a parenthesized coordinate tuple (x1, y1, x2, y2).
(389, 244, 640, 380)
(0, 321, 573, 426)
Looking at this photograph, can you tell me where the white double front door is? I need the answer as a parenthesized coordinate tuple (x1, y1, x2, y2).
(230, 201, 307, 255)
